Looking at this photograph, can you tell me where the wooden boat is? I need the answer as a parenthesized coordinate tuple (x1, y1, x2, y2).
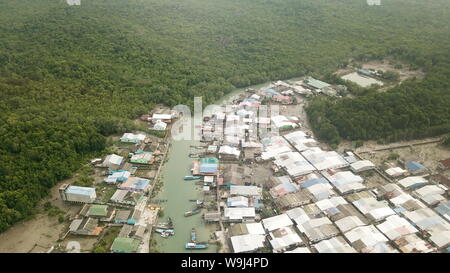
(156, 217, 174, 229)
(155, 228, 174, 233)
(185, 242, 208, 249)
(184, 209, 201, 217)
(191, 228, 196, 242)
(184, 175, 202, 181)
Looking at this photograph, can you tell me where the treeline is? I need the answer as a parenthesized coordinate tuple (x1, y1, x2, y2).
(0, 0, 450, 231)
(306, 59, 450, 146)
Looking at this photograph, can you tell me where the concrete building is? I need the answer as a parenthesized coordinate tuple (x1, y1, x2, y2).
(230, 234, 266, 253)
(60, 184, 96, 203)
(120, 133, 146, 144)
(223, 207, 256, 222)
(350, 160, 375, 173)
(102, 154, 124, 171)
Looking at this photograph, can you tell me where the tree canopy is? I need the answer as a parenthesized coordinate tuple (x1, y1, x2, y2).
(0, 0, 450, 231)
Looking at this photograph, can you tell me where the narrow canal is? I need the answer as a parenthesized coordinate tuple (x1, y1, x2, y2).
(152, 79, 296, 252)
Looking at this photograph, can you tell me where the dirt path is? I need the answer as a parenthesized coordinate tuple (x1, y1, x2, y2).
(0, 178, 81, 253)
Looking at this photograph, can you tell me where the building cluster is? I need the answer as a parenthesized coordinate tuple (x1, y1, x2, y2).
(60, 132, 167, 253)
(195, 79, 450, 253)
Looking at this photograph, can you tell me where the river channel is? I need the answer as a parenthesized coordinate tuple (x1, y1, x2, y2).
(152, 78, 302, 253)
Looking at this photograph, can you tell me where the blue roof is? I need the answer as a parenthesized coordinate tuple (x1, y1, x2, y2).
(435, 201, 450, 217)
(406, 161, 426, 172)
(133, 178, 150, 190)
(300, 178, 328, 188)
(200, 163, 218, 173)
(262, 89, 280, 95)
(66, 186, 95, 196)
(279, 182, 297, 193)
(326, 207, 340, 215)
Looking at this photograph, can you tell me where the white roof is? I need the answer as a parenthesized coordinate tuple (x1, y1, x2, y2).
(152, 113, 172, 120)
(313, 236, 356, 253)
(285, 247, 311, 253)
(219, 145, 240, 157)
(414, 185, 446, 205)
(428, 230, 450, 248)
(385, 167, 406, 177)
(230, 186, 261, 197)
(402, 208, 450, 233)
(204, 176, 214, 183)
(352, 197, 395, 221)
(262, 214, 293, 232)
(230, 234, 266, 253)
(227, 196, 249, 207)
(271, 115, 298, 129)
(245, 223, 266, 235)
(273, 152, 315, 176)
(315, 197, 348, 212)
(398, 176, 428, 188)
(224, 208, 256, 220)
(269, 227, 303, 251)
(335, 216, 366, 233)
(301, 147, 349, 170)
(104, 154, 123, 166)
(350, 160, 375, 172)
(121, 133, 146, 141)
(307, 183, 335, 201)
(344, 225, 389, 249)
(376, 215, 418, 240)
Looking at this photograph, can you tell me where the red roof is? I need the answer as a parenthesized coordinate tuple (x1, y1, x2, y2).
(439, 158, 450, 168)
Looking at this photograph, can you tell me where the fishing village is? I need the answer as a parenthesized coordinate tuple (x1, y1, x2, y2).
(1, 66, 449, 254)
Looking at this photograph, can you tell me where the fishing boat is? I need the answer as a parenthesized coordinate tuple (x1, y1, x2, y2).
(191, 228, 196, 242)
(184, 175, 202, 181)
(188, 200, 204, 205)
(185, 242, 209, 249)
(156, 217, 174, 229)
(155, 228, 175, 234)
(184, 209, 201, 217)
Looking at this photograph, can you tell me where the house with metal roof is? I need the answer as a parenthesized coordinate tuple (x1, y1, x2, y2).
(230, 234, 266, 253)
(405, 161, 428, 174)
(223, 207, 256, 222)
(413, 185, 447, 206)
(102, 154, 124, 171)
(350, 160, 375, 173)
(344, 225, 398, 253)
(376, 215, 418, 241)
(130, 151, 153, 164)
(60, 185, 96, 203)
(262, 214, 294, 232)
(303, 77, 331, 90)
(435, 201, 450, 222)
(269, 226, 304, 252)
(393, 234, 436, 253)
(297, 217, 340, 243)
(120, 133, 146, 144)
(313, 236, 356, 253)
(119, 177, 151, 192)
(104, 170, 131, 183)
(398, 176, 428, 190)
